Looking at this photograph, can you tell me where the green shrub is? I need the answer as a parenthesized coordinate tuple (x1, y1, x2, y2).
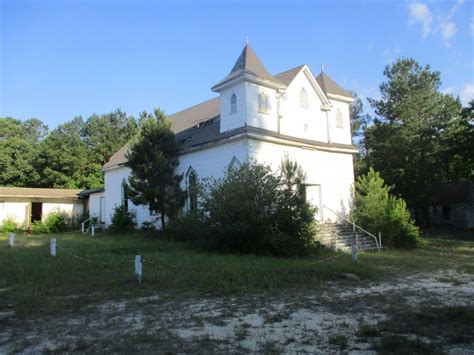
(31, 220, 49, 234)
(352, 168, 419, 248)
(166, 212, 208, 242)
(44, 211, 69, 233)
(109, 204, 135, 233)
(199, 158, 318, 256)
(1, 217, 17, 233)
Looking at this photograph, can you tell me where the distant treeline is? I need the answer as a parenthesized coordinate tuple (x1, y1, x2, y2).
(1, 57, 473, 217)
(0, 110, 143, 189)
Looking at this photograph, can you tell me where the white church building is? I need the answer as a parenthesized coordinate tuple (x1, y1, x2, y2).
(90, 43, 358, 229)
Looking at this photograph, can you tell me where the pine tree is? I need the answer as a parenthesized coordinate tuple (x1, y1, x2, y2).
(125, 109, 185, 229)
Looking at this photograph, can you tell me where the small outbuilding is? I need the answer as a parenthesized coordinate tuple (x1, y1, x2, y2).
(429, 182, 474, 229)
(0, 187, 84, 229)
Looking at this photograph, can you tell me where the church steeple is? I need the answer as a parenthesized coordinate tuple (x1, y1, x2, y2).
(211, 43, 284, 91)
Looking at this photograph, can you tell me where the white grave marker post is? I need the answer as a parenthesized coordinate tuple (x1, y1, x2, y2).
(9, 233, 14, 247)
(91, 224, 95, 236)
(135, 255, 142, 283)
(50, 238, 56, 257)
(352, 240, 358, 263)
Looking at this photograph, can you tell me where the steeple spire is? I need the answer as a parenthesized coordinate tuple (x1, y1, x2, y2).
(321, 60, 324, 73)
(211, 43, 284, 91)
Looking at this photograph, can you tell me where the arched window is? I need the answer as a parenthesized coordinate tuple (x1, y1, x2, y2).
(228, 156, 242, 171)
(230, 93, 237, 114)
(336, 109, 343, 128)
(300, 88, 308, 109)
(258, 91, 268, 113)
(121, 178, 129, 209)
(186, 167, 198, 212)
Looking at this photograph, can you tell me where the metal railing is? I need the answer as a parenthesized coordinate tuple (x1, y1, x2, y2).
(81, 218, 91, 233)
(322, 205, 381, 252)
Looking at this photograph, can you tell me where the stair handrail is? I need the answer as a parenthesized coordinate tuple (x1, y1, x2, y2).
(322, 205, 381, 252)
(81, 217, 91, 233)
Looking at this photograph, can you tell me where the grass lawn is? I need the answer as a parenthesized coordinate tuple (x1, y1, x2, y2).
(1, 231, 473, 353)
(1, 230, 473, 318)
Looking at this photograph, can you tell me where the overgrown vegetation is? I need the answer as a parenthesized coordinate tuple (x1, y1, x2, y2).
(352, 168, 419, 248)
(169, 158, 318, 256)
(0, 231, 472, 319)
(1, 217, 17, 232)
(109, 205, 136, 233)
(30, 211, 70, 234)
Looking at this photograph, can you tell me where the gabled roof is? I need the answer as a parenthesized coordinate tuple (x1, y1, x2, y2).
(211, 44, 284, 90)
(103, 52, 356, 170)
(316, 72, 354, 98)
(274, 64, 305, 85)
(0, 187, 82, 200)
(103, 143, 131, 170)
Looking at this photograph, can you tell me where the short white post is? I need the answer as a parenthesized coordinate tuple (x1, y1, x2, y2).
(135, 255, 142, 283)
(378, 232, 382, 249)
(81, 222, 85, 233)
(50, 238, 56, 257)
(9, 232, 14, 247)
(91, 224, 95, 236)
(352, 235, 358, 263)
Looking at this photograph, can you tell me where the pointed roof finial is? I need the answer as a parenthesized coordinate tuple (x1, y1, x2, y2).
(321, 60, 324, 73)
(246, 36, 249, 45)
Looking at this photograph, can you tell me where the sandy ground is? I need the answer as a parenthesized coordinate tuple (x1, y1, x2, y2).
(1, 271, 473, 353)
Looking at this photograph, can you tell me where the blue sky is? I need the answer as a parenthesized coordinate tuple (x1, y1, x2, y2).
(1, 0, 473, 128)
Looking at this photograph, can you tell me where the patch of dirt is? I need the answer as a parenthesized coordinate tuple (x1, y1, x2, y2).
(1, 271, 473, 353)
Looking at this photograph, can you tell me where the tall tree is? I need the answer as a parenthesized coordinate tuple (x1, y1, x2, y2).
(439, 99, 474, 181)
(81, 109, 139, 186)
(365, 58, 465, 214)
(125, 109, 185, 229)
(37, 117, 90, 188)
(349, 91, 371, 177)
(0, 117, 46, 186)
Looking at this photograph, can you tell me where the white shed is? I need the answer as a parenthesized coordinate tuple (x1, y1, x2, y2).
(0, 187, 84, 230)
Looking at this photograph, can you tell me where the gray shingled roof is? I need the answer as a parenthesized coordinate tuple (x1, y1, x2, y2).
(316, 72, 354, 98)
(274, 64, 305, 85)
(104, 60, 355, 170)
(212, 44, 284, 90)
(104, 116, 358, 170)
(170, 97, 220, 133)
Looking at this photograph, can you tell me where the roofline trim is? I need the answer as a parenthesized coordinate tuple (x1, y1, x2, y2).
(179, 128, 359, 155)
(0, 195, 81, 200)
(327, 93, 355, 103)
(301, 66, 331, 106)
(211, 73, 287, 92)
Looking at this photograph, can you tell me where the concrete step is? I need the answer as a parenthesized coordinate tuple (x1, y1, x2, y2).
(317, 223, 379, 252)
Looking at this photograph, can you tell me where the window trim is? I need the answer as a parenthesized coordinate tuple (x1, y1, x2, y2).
(335, 109, 344, 129)
(185, 166, 198, 212)
(228, 156, 242, 171)
(258, 91, 269, 114)
(230, 93, 237, 114)
(300, 88, 309, 109)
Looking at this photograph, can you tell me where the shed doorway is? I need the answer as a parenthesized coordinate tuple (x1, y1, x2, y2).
(31, 202, 43, 223)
